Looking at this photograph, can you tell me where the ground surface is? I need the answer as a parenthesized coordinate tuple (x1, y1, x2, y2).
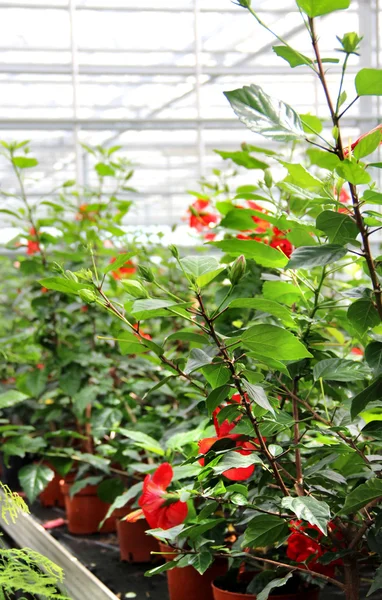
(25, 504, 380, 600)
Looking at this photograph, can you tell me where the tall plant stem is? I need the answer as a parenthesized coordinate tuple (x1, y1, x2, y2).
(308, 17, 382, 321)
(292, 379, 304, 495)
(195, 291, 290, 496)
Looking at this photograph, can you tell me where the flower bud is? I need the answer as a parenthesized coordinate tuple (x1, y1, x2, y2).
(138, 265, 155, 283)
(169, 245, 180, 259)
(229, 255, 246, 286)
(65, 270, 78, 282)
(237, 0, 251, 7)
(78, 288, 97, 303)
(264, 169, 273, 189)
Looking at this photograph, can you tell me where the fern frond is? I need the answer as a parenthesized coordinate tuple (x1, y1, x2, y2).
(0, 482, 29, 525)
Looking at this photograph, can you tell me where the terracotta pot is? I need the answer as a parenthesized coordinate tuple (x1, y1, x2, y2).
(39, 465, 65, 508)
(117, 516, 160, 563)
(61, 481, 115, 535)
(211, 581, 320, 600)
(159, 543, 227, 600)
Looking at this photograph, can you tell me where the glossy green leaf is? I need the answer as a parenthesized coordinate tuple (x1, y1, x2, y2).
(351, 377, 382, 419)
(215, 150, 268, 170)
(190, 551, 213, 575)
(213, 452, 263, 476)
(219, 208, 275, 232)
(336, 159, 372, 185)
(206, 385, 231, 415)
(39, 277, 93, 295)
(361, 420, 382, 441)
(131, 298, 192, 319)
(262, 280, 301, 306)
(228, 297, 295, 327)
(211, 240, 288, 268)
(365, 341, 382, 375)
(341, 479, 382, 514)
(12, 156, 38, 169)
(119, 428, 164, 456)
(316, 211, 358, 245)
(70, 476, 103, 497)
(103, 252, 135, 274)
(180, 256, 221, 278)
(287, 244, 347, 268)
(272, 46, 312, 68)
(313, 358, 370, 382)
(282, 496, 331, 534)
(257, 574, 293, 600)
(297, 0, 350, 17)
(224, 84, 304, 142)
(355, 68, 382, 96)
(242, 380, 274, 415)
(299, 113, 323, 134)
(281, 162, 322, 190)
(353, 129, 382, 159)
(95, 162, 115, 176)
(244, 515, 289, 548)
(185, 346, 219, 374)
(0, 390, 29, 409)
(118, 332, 149, 355)
(307, 148, 341, 171)
(242, 324, 312, 360)
(202, 363, 231, 388)
(18, 464, 54, 503)
(348, 299, 380, 334)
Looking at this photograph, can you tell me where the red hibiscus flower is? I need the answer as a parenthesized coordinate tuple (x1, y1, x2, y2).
(125, 463, 188, 530)
(188, 199, 218, 232)
(132, 323, 152, 341)
(236, 233, 263, 241)
(269, 236, 293, 258)
(351, 347, 363, 356)
(27, 228, 40, 255)
(343, 123, 382, 157)
(247, 201, 272, 233)
(287, 521, 342, 578)
(76, 203, 97, 221)
(110, 257, 136, 280)
(198, 393, 262, 481)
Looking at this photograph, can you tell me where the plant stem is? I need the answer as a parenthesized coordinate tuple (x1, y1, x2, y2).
(292, 378, 304, 495)
(195, 290, 290, 496)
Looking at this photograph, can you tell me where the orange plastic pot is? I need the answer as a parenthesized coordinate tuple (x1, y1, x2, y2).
(159, 543, 227, 600)
(211, 581, 320, 600)
(61, 481, 115, 535)
(39, 469, 65, 508)
(117, 516, 160, 563)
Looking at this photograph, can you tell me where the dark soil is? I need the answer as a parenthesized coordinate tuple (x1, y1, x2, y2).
(21, 504, 381, 600)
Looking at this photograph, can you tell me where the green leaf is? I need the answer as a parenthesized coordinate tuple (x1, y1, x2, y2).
(307, 149, 341, 171)
(73, 385, 99, 416)
(121, 279, 149, 299)
(0, 390, 28, 409)
(347, 299, 380, 334)
(18, 464, 54, 503)
(95, 162, 115, 176)
(316, 211, 358, 245)
(12, 156, 38, 169)
(365, 341, 382, 374)
(363, 190, 382, 205)
(206, 385, 231, 415)
(355, 68, 382, 96)
(104, 253, 135, 275)
(131, 299, 192, 319)
(219, 209, 275, 232)
(118, 332, 150, 355)
(185, 346, 219, 374)
(273, 46, 312, 68)
(190, 552, 213, 575)
(341, 479, 382, 514)
(118, 428, 164, 456)
(281, 162, 322, 190)
(228, 297, 295, 327)
(70, 476, 103, 497)
(336, 159, 372, 185)
(287, 244, 347, 268)
(281, 496, 331, 535)
(299, 113, 323, 134)
(242, 324, 312, 360)
(353, 129, 382, 159)
(39, 277, 93, 295)
(202, 363, 231, 388)
(257, 574, 293, 600)
(213, 452, 263, 476)
(211, 240, 288, 268)
(262, 281, 301, 306)
(242, 380, 274, 415)
(361, 420, 382, 441)
(165, 330, 207, 345)
(351, 377, 382, 419)
(145, 561, 178, 577)
(367, 564, 382, 596)
(244, 514, 289, 548)
(215, 150, 268, 170)
(313, 358, 371, 382)
(97, 478, 125, 504)
(297, 0, 350, 17)
(224, 84, 304, 142)
(180, 256, 221, 278)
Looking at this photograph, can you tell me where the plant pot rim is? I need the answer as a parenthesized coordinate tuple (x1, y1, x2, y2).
(61, 481, 100, 497)
(211, 580, 320, 599)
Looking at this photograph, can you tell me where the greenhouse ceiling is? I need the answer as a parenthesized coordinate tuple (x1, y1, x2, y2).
(0, 0, 379, 226)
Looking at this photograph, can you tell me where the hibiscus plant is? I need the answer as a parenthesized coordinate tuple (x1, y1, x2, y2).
(38, 1, 382, 599)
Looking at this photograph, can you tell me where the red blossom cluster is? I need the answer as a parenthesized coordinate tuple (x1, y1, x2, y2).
(110, 257, 136, 280)
(125, 463, 188, 530)
(198, 393, 263, 481)
(188, 199, 218, 240)
(237, 202, 293, 258)
(287, 521, 343, 578)
(27, 228, 40, 256)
